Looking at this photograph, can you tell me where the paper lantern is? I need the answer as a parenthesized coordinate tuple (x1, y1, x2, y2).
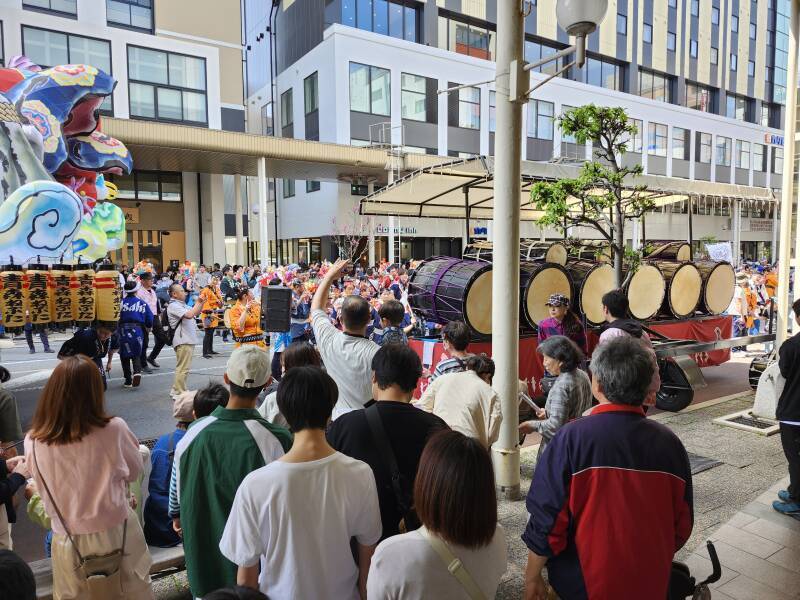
(0, 266, 27, 333)
(26, 263, 51, 330)
(49, 264, 73, 327)
(94, 265, 121, 326)
(71, 266, 96, 326)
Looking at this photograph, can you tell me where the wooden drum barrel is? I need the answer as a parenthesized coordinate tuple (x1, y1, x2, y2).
(649, 260, 702, 318)
(409, 258, 493, 337)
(695, 260, 736, 315)
(645, 241, 692, 261)
(520, 262, 572, 329)
(568, 241, 613, 263)
(563, 260, 616, 325)
(520, 241, 568, 265)
(624, 263, 666, 320)
(462, 242, 494, 263)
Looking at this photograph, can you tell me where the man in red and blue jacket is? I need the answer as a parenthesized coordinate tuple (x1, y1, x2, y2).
(523, 336, 693, 600)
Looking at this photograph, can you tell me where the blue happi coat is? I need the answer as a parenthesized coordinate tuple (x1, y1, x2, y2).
(118, 295, 154, 359)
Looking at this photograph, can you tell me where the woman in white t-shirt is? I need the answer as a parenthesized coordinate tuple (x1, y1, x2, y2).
(367, 430, 507, 599)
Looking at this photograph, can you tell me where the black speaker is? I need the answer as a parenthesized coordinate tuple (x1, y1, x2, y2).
(261, 286, 292, 332)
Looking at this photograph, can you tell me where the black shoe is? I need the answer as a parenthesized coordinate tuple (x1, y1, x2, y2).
(210, 351, 220, 355)
(123, 381, 133, 388)
(44, 348, 55, 353)
(147, 358, 160, 368)
(142, 366, 153, 374)
(28, 348, 35, 354)
(132, 373, 141, 387)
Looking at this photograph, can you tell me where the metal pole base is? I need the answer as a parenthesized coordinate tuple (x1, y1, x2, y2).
(491, 445, 522, 501)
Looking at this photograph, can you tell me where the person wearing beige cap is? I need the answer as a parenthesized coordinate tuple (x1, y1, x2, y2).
(168, 346, 292, 598)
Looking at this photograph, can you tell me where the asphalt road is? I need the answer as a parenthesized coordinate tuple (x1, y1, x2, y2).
(3, 331, 236, 562)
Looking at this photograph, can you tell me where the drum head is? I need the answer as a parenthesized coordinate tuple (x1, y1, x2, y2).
(704, 263, 735, 314)
(545, 244, 568, 266)
(525, 267, 571, 325)
(581, 263, 616, 325)
(676, 244, 692, 261)
(627, 264, 665, 320)
(670, 265, 703, 317)
(465, 270, 493, 335)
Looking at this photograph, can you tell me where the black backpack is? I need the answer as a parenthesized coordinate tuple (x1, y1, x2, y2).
(156, 307, 177, 346)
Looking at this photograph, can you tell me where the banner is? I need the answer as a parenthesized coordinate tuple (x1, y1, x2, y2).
(705, 242, 733, 263)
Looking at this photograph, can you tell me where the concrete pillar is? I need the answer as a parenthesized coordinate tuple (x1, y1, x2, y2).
(388, 215, 396, 265)
(200, 174, 226, 266)
(234, 175, 244, 265)
(258, 158, 269, 267)
(368, 181, 376, 266)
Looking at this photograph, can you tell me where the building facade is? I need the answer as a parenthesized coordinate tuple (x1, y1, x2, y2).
(0, 0, 248, 270)
(246, 0, 786, 264)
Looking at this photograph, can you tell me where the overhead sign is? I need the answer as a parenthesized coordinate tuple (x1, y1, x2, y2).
(764, 133, 784, 146)
(375, 224, 417, 235)
(473, 226, 488, 235)
(749, 218, 773, 232)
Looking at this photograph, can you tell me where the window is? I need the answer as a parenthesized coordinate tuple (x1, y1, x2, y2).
(748, 60, 755, 77)
(457, 86, 480, 129)
(349, 62, 390, 116)
(343, 0, 418, 42)
(762, 103, 777, 128)
(524, 38, 570, 76)
(716, 136, 731, 167)
(583, 55, 623, 91)
(685, 81, 716, 113)
(438, 14, 495, 61)
(732, 15, 739, 32)
(643, 23, 652, 44)
(106, 171, 182, 202)
(280, 89, 293, 128)
(260, 102, 273, 136)
(754, 143, 766, 172)
(773, 147, 784, 174)
(629, 118, 643, 153)
(750, 22, 756, 39)
(489, 90, 496, 132)
(691, 0, 699, 16)
(303, 73, 318, 115)
(711, 6, 719, 25)
(127, 46, 207, 124)
(638, 69, 673, 103)
(726, 94, 752, 122)
(690, 40, 698, 58)
(672, 127, 689, 160)
(23, 0, 76, 16)
(647, 122, 667, 157)
(306, 180, 320, 193)
(283, 179, 295, 198)
(23, 27, 113, 114)
(669, 0, 677, 7)
(107, 0, 152, 32)
(736, 140, 750, 169)
(561, 105, 577, 143)
(697, 132, 712, 163)
(401, 73, 427, 122)
(667, 32, 676, 52)
(616, 13, 627, 35)
(710, 47, 718, 64)
(527, 100, 554, 140)
(0, 24, 3, 67)
(730, 53, 737, 71)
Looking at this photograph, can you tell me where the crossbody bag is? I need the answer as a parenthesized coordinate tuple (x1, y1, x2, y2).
(418, 526, 486, 600)
(30, 440, 128, 600)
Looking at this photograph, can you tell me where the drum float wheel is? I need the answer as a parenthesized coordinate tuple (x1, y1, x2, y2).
(656, 359, 694, 412)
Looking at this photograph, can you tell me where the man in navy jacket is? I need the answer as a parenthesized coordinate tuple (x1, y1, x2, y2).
(523, 336, 693, 600)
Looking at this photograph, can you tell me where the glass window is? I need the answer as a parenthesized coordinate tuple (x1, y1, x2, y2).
(725, 94, 752, 122)
(439, 15, 495, 60)
(730, 53, 737, 71)
(489, 91, 496, 132)
(23, 0, 76, 15)
(527, 100, 554, 140)
(629, 118, 643, 153)
(750, 22, 756, 39)
(457, 86, 480, 129)
(304, 72, 318, 115)
(349, 63, 390, 116)
(643, 23, 652, 44)
(710, 47, 718, 64)
(761, 103, 772, 127)
(690, 40, 698, 58)
(128, 46, 207, 124)
(748, 60, 755, 77)
(0, 25, 4, 67)
(669, 0, 677, 7)
(698, 132, 712, 163)
(561, 106, 577, 143)
(672, 127, 689, 160)
(583, 55, 622, 91)
(638, 68, 673, 103)
(691, 0, 699, 16)
(667, 32, 676, 51)
(712, 6, 720, 24)
(106, 171, 182, 202)
(343, 0, 355, 26)
(345, 0, 417, 41)
(283, 179, 295, 198)
(616, 13, 626, 34)
(280, 89, 293, 128)
(716, 136, 731, 166)
(736, 140, 750, 169)
(754, 143, 766, 171)
(401, 73, 427, 122)
(686, 81, 716, 113)
(306, 180, 320, 193)
(524, 38, 570, 76)
(731, 14, 739, 32)
(107, 0, 152, 32)
(773, 147, 784, 174)
(647, 123, 667, 157)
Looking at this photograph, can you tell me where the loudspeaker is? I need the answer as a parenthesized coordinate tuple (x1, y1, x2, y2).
(261, 286, 292, 332)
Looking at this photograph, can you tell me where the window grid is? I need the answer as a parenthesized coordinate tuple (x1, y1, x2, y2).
(343, 0, 418, 43)
(629, 119, 643, 153)
(736, 140, 750, 170)
(686, 82, 716, 113)
(280, 89, 293, 128)
(731, 14, 739, 32)
(691, 0, 699, 16)
(647, 123, 668, 157)
(690, 40, 698, 58)
(710, 47, 718, 65)
(349, 63, 391, 116)
(638, 68, 673, 103)
(306, 180, 320, 193)
(401, 73, 427, 122)
(457, 86, 480, 129)
(750, 22, 756, 40)
(106, 171, 183, 203)
(726, 94, 752, 122)
(106, 0, 153, 32)
(616, 13, 627, 35)
(643, 23, 652, 44)
(304, 72, 318, 115)
(754, 144, 766, 172)
(730, 53, 737, 71)
(716, 136, 732, 167)
(527, 99, 554, 140)
(672, 127, 689, 161)
(438, 13, 495, 61)
(667, 32, 676, 52)
(711, 6, 720, 25)
(283, 179, 295, 198)
(23, 0, 76, 17)
(583, 55, 623, 91)
(698, 133, 712, 163)
(524, 38, 570, 77)
(748, 61, 755, 77)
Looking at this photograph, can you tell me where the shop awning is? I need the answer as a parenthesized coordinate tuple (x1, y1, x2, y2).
(359, 157, 776, 220)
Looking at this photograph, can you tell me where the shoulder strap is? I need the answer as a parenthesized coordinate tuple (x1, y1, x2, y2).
(364, 405, 408, 514)
(418, 526, 486, 600)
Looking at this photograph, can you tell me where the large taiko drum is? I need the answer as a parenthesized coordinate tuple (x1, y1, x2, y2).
(649, 260, 702, 318)
(563, 260, 616, 325)
(462, 242, 494, 263)
(646, 241, 692, 261)
(520, 241, 568, 265)
(695, 260, 735, 315)
(624, 263, 666, 320)
(409, 258, 493, 337)
(520, 262, 572, 329)
(568, 241, 613, 263)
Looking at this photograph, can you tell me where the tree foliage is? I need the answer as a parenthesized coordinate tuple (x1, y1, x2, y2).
(530, 104, 655, 285)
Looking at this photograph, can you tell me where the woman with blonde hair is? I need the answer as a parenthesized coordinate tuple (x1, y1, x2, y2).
(18, 355, 153, 599)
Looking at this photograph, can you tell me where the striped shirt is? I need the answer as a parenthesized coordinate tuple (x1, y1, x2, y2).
(431, 354, 472, 381)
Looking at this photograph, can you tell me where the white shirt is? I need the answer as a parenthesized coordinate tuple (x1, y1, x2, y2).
(167, 300, 198, 346)
(367, 525, 508, 600)
(257, 391, 290, 430)
(311, 309, 379, 419)
(219, 452, 382, 600)
(727, 286, 745, 317)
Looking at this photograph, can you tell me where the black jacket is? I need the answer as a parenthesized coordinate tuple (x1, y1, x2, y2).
(777, 332, 800, 421)
(603, 318, 644, 338)
(0, 460, 26, 525)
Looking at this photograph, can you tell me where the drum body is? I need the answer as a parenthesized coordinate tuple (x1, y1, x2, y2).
(625, 263, 666, 320)
(649, 260, 702, 318)
(568, 241, 613, 263)
(520, 262, 572, 329)
(563, 260, 615, 325)
(695, 261, 735, 315)
(646, 241, 692, 261)
(462, 242, 494, 263)
(520, 241, 568, 265)
(409, 258, 492, 337)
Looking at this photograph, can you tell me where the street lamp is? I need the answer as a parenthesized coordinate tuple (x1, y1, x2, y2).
(491, 0, 608, 499)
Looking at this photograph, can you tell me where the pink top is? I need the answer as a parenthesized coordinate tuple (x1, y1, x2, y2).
(24, 417, 142, 535)
(136, 286, 159, 315)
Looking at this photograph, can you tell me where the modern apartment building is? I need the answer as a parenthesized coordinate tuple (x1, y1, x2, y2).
(246, 0, 786, 264)
(0, 0, 248, 269)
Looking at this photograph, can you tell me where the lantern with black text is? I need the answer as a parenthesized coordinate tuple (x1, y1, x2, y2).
(49, 264, 73, 328)
(0, 265, 27, 333)
(26, 264, 51, 330)
(71, 266, 96, 326)
(94, 265, 121, 327)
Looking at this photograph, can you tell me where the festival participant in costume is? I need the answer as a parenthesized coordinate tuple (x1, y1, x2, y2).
(136, 272, 159, 374)
(118, 280, 154, 389)
(230, 287, 266, 349)
(199, 276, 224, 358)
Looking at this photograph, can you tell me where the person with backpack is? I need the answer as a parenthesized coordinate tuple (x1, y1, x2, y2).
(166, 283, 203, 398)
(118, 280, 154, 389)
